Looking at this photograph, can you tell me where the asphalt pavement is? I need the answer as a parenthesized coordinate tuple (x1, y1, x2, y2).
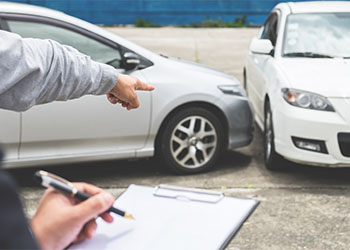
(8, 27, 350, 250)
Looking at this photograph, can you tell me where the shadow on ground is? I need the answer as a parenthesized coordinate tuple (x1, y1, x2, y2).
(7, 148, 350, 190)
(7, 149, 252, 188)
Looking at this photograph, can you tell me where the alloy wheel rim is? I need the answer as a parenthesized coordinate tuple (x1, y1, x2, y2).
(170, 116, 217, 169)
(265, 110, 273, 161)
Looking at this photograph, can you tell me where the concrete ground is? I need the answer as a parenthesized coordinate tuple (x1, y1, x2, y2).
(8, 27, 350, 250)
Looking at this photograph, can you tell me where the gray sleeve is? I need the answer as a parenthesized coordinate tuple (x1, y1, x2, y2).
(0, 30, 118, 112)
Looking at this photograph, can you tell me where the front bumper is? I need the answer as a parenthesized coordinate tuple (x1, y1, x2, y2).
(216, 94, 254, 150)
(273, 98, 350, 167)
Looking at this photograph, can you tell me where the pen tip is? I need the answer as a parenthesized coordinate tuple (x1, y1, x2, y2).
(124, 213, 135, 220)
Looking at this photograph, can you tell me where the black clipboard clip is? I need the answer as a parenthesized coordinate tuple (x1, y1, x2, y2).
(153, 184, 224, 204)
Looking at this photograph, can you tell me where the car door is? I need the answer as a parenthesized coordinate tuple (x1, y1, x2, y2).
(0, 110, 20, 162)
(1, 15, 151, 161)
(247, 12, 279, 121)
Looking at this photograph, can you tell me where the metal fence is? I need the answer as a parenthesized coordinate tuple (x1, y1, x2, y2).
(5, 0, 349, 26)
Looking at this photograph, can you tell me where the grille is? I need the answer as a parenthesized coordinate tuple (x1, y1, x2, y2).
(338, 133, 350, 157)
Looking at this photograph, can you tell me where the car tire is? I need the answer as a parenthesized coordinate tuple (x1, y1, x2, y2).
(243, 69, 249, 97)
(264, 102, 285, 171)
(159, 107, 224, 174)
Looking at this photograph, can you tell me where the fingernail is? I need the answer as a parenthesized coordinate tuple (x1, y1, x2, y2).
(103, 193, 114, 205)
(89, 228, 96, 239)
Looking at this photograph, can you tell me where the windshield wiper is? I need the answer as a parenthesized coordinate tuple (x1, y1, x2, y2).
(283, 52, 334, 58)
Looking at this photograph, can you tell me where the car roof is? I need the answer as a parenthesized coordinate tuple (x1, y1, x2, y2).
(276, 1, 350, 14)
(0, 1, 97, 30)
(0, 1, 157, 59)
(0, 1, 115, 43)
(0, 1, 66, 18)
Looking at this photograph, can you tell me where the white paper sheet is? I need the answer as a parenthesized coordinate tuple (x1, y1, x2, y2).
(69, 184, 258, 250)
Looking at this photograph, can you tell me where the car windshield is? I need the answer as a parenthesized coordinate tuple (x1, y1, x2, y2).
(282, 13, 350, 58)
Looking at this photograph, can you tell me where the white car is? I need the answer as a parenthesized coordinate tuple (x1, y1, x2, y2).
(0, 2, 253, 174)
(244, 1, 350, 170)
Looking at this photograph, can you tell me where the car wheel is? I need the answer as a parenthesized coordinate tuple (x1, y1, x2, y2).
(264, 102, 284, 171)
(243, 70, 247, 88)
(159, 107, 224, 174)
(243, 69, 249, 97)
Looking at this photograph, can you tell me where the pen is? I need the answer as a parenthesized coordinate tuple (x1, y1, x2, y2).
(33, 170, 134, 220)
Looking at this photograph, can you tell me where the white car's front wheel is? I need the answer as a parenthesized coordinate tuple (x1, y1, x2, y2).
(159, 107, 224, 174)
(264, 102, 285, 170)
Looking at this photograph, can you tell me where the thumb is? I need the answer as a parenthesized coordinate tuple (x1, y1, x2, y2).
(74, 192, 114, 224)
(129, 96, 140, 109)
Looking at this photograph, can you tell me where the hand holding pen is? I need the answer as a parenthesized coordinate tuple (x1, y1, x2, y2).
(34, 170, 134, 219)
(31, 171, 133, 250)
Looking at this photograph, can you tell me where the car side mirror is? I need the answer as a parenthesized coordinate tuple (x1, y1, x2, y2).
(122, 52, 141, 71)
(249, 38, 274, 55)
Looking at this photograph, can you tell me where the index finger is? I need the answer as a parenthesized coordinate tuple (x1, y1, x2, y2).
(135, 80, 155, 91)
(73, 182, 114, 221)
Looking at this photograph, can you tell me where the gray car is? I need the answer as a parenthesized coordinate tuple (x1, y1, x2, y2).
(0, 2, 253, 173)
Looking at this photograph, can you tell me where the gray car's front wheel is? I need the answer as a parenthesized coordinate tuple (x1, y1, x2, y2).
(159, 107, 224, 174)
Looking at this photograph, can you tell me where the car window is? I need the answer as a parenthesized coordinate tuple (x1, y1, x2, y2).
(261, 13, 278, 46)
(282, 13, 350, 58)
(7, 20, 122, 68)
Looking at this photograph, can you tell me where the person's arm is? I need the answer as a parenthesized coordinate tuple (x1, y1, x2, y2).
(0, 30, 154, 112)
(0, 148, 38, 249)
(0, 30, 117, 111)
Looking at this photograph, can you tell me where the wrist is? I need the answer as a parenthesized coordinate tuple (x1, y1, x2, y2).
(30, 217, 46, 249)
(95, 63, 119, 95)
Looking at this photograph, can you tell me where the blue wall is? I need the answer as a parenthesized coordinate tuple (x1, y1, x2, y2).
(5, 0, 349, 26)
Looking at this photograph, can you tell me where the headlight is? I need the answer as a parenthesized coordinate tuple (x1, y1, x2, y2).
(218, 85, 245, 96)
(282, 88, 334, 111)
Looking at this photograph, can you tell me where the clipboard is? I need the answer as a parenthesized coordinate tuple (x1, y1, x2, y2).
(70, 184, 259, 250)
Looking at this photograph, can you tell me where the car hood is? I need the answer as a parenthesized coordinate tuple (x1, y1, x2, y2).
(277, 58, 350, 97)
(165, 56, 240, 83)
